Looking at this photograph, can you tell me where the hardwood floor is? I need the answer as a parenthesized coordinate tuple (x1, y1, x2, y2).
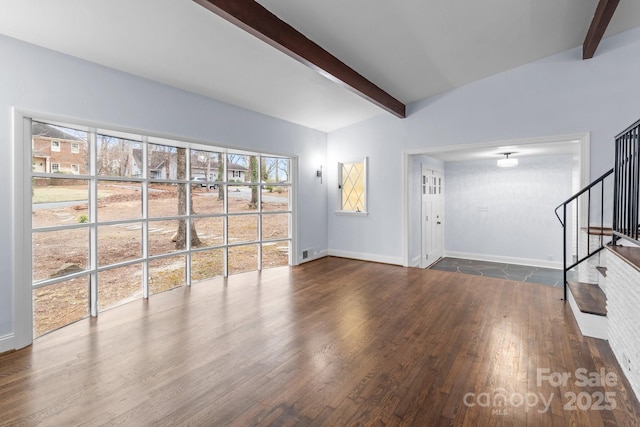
(1, 257, 639, 426)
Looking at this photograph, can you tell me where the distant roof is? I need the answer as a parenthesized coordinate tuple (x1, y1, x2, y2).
(130, 149, 248, 172)
(191, 156, 248, 171)
(32, 121, 84, 141)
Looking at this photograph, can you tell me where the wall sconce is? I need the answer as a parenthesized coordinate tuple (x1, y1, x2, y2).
(497, 152, 518, 168)
(316, 165, 323, 184)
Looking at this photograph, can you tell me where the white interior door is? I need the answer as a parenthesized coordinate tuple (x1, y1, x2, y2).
(422, 167, 444, 268)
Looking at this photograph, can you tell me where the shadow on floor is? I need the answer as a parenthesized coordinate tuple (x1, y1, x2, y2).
(429, 257, 566, 287)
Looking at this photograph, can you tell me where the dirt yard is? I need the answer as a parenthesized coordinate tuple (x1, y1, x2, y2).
(32, 182, 290, 336)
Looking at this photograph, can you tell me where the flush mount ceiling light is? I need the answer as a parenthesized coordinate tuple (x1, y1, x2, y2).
(497, 152, 518, 167)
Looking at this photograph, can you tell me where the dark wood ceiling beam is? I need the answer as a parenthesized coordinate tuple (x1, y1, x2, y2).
(583, 0, 620, 59)
(193, 0, 406, 118)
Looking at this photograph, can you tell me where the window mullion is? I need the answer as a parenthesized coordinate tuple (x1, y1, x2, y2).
(142, 138, 150, 299)
(223, 149, 229, 278)
(257, 154, 263, 271)
(185, 147, 192, 286)
(89, 130, 98, 317)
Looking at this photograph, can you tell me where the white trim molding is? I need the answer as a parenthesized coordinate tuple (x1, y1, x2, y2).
(445, 251, 563, 270)
(12, 109, 34, 351)
(298, 249, 329, 264)
(0, 333, 16, 354)
(328, 249, 403, 266)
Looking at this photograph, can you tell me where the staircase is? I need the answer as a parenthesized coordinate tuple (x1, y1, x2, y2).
(554, 169, 613, 338)
(565, 246, 609, 340)
(555, 118, 640, 340)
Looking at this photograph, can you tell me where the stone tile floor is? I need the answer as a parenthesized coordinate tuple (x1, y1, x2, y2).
(429, 257, 568, 287)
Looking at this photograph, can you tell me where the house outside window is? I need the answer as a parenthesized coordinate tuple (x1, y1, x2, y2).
(51, 163, 60, 173)
(71, 164, 79, 175)
(338, 157, 368, 215)
(71, 143, 80, 154)
(51, 140, 60, 152)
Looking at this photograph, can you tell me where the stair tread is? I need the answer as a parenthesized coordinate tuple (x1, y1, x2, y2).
(582, 226, 614, 236)
(608, 245, 640, 273)
(568, 281, 607, 316)
(596, 266, 607, 277)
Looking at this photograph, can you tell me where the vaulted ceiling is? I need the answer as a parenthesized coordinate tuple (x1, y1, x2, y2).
(1, 1, 640, 132)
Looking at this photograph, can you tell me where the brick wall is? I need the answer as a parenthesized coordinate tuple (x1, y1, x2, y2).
(606, 249, 640, 400)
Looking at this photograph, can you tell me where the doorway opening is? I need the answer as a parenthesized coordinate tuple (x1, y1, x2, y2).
(403, 133, 589, 267)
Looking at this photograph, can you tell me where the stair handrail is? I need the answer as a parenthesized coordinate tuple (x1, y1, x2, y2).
(555, 167, 614, 301)
(554, 168, 614, 227)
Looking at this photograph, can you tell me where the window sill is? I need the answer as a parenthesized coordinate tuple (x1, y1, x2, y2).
(335, 210, 369, 217)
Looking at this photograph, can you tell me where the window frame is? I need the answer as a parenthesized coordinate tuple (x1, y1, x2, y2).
(51, 140, 60, 152)
(12, 111, 298, 349)
(71, 143, 80, 154)
(51, 162, 60, 173)
(336, 157, 368, 216)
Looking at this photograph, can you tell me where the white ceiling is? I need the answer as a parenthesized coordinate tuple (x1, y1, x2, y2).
(1, 1, 640, 133)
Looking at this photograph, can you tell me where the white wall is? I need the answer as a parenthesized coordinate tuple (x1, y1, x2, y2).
(0, 35, 328, 348)
(327, 26, 640, 266)
(444, 155, 573, 267)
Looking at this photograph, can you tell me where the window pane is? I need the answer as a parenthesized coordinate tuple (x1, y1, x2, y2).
(228, 215, 258, 243)
(98, 264, 143, 312)
(148, 219, 182, 256)
(262, 157, 290, 183)
(341, 161, 366, 212)
(191, 249, 224, 282)
(262, 242, 289, 269)
(262, 214, 290, 240)
(149, 255, 186, 295)
(97, 181, 142, 221)
(228, 245, 258, 275)
(262, 187, 290, 212)
(33, 228, 89, 282)
(227, 154, 251, 183)
(191, 149, 224, 182)
(98, 224, 142, 267)
(33, 276, 89, 338)
(32, 178, 89, 228)
(148, 183, 179, 217)
(32, 121, 88, 175)
(148, 144, 186, 180)
(192, 217, 224, 248)
(96, 134, 141, 178)
(228, 185, 258, 213)
(192, 184, 224, 214)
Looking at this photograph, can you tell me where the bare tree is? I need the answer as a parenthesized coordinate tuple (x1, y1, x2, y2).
(249, 155, 258, 209)
(174, 147, 201, 249)
(217, 152, 224, 201)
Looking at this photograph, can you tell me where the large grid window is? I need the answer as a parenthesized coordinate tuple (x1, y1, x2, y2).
(30, 120, 293, 337)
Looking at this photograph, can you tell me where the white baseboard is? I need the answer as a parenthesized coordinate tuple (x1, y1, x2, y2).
(297, 249, 328, 264)
(328, 249, 403, 266)
(410, 255, 421, 268)
(0, 333, 15, 354)
(445, 251, 563, 270)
